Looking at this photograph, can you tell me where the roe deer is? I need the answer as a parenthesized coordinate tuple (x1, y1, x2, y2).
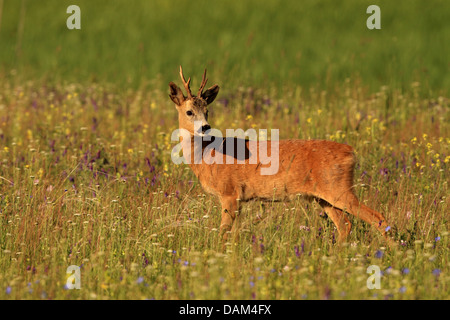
(169, 66, 393, 245)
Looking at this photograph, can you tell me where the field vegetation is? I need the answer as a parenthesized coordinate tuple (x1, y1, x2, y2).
(0, 0, 448, 299)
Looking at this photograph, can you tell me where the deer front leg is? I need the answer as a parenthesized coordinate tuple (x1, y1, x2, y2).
(219, 196, 239, 245)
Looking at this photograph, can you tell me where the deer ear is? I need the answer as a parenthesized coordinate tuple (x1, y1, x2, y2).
(169, 82, 185, 106)
(202, 85, 220, 105)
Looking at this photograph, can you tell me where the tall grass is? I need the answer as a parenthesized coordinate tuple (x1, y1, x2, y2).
(0, 78, 448, 299)
(0, 0, 448, 300)
(0, 0, 449, 92)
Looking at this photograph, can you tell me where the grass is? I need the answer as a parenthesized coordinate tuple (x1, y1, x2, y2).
(0, 79, 448, 299)
(0, 0, 449, 300)
(0, 0, 449, 92)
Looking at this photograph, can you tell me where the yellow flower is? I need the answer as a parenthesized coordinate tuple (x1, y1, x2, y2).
(246, 114, 253, 121)
(422, 133, 428, 141)
(3, 146, 8, 152)
(127, 148, 133, 154)
(411, 137, 417, 144)
(306, 118, 312, 124)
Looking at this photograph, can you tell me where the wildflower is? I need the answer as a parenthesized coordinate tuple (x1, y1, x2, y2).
(402, 268, 410, 275)
(385, 226, 391, 232)
(399, 286, 407, 294)
(5, 286, 12, 295)
(432, 269, 441, 276)
(246, 114, 253, 120)
(435, 236, 441, 242)
(411, 137, 417, 144)
(136, 277, 144, 284)
(375, 250, 384, 259)
(422, 134, 427, 141)
(306, 118, 312, 124)
(294, 246, 301, 258)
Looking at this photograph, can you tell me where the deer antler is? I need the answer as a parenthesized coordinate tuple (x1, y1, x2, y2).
(179, 65, 193, 99)
(197, 69, 208, 98)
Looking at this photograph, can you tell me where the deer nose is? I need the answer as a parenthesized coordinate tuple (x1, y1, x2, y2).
(201, 124, 211, 133)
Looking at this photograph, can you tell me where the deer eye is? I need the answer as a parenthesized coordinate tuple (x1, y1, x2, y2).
(186, 110, 193, 116)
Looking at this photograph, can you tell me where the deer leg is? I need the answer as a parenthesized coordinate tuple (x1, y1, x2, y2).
(319, 200, 352, 242)
(331, 192, 393, 241)
(219, 196, 239, 244)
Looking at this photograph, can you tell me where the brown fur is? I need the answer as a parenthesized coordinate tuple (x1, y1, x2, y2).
(169, 66, 392, 245)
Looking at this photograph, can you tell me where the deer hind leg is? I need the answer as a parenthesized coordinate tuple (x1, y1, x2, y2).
(318, 200, 352, 242)
(219, 196, 240, 244)
(330, 191, 391, 237)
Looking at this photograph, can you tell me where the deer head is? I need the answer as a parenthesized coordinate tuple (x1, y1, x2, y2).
(169, 66, 220, 136)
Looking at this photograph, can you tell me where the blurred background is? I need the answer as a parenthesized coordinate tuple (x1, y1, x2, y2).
(0, 0, 449, 93)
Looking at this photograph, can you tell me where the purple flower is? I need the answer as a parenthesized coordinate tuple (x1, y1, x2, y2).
(5, 286, 12, 295)
(375, 250, 384, 259)
(399, 286, 406, 294)
(432, 269, 441, 276)
(260, 243, 265, 254)
(435, 236, 441, 242)
(385, 226, 391, 232)
(294, 246, 300, 258)
(402, 268, 410, 275)
(136, 277, 144, 284)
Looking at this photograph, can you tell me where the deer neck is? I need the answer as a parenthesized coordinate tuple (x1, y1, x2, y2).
(179, 132, 208, 176)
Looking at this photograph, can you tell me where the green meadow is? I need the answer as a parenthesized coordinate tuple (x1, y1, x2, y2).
(0, 0, 449, 300)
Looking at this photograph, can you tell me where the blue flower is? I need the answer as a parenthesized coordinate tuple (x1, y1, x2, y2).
(435, 236, 441, 242)
(385, 226, 391, 232)
(402, 268, 410, 275)
(432, 269, 441, 276)
(136, 276, 144, 284)
(399, 286, 406, 294)
(375, 250, 384, 259)
(5, 286, 12, 295)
